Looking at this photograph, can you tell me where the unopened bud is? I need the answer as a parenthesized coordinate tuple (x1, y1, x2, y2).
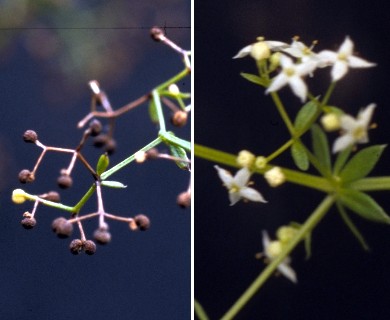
(237, 150, 255, 168)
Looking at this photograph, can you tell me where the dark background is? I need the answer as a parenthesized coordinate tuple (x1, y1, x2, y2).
(195, 1, 390, 319)
(0, 1, 190, 320)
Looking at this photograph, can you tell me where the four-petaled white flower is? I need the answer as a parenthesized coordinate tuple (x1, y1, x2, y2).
(332, 103, 376, 153)
(214, 165, 267, 206)
(281, 38, 324, 69)
(317, 36, 376, 82)
(266, 54, 317, 102)
(233, 38, 289, 60)
(262, 230, 297, 283)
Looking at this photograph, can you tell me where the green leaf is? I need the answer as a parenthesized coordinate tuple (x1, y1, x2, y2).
(338, 189, 390, 224)
(340, 145, 386, 183)
(333, 145, 352, 175)
(96, 153, 109, 175)
(148, 99, 159, 124)
(240, 72, 267, 86)
(169, 144, 190, 170)
(294, 100, 318, 133)
(311, 124, 331, 172)
(101, 180, 127, 188)
(291, 141, 309, 171)
(336, 201, 369, 251)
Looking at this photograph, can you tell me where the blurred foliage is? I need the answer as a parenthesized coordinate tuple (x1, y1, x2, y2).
(0, 0, 189, 103)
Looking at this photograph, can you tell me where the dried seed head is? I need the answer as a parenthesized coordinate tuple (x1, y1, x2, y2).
(52, 217, 73, 238)
(21, 217, 36, 229)
(177, 191, 191, 208)
(23, 130, 38, 143)
(69, 239, 83, 255)
(41, 191, 61, 203)
(89, 119, 103, 137)
(57, 175, 73, 189)
(93, 134, 109, 148)
(94, 228, 111, 244)
(150, 27, 164, 41)
(135, 214, 150, 231)
(83, 240, 97, 255)
(171, 111, 188, 127)
(18, 169, 35, 184)
(104, 138, 117, 155)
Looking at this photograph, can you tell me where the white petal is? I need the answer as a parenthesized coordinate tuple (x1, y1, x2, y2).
(262, 230, 271, 249)
(358, 103, 376, 126)
(289, 76, 307, 102)
(348, 56, 376, 68)
(265, 41, 289, 50)
(266, 73, 289, 93)
(229, 192, 242, 206)
(215, 165, 233, 187)
(317, 50, 337, 65)
(233, 167, 251, 187)
(233, 45, 252, 59)
(331, 61, 348, 81)
(279, 54, 294, 68)
(277, 261, 298, 283)
(240, 187, 267, 203)
(296, 60, 317, 76)
(340, 114, 358, 131)
(339, 36, 354, 56)
(333, 134, 355, 153)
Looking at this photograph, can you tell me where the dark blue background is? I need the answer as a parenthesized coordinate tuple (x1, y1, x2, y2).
(0, 2, 190, 320)
(195, 1, 390, 319)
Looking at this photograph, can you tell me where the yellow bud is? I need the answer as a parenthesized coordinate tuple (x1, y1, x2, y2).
(266, 240, 282, 258)
(12, 189, 27, 204)
(250, 42, 271, 61)
(255, 156, 267, 169)
(236, 150, 255, 168)
(269, 52, 281, 70)
(264, 167, 285, 187)
(168, 84, 180, 96)
(276, 226, 297, 244)
(321, 113, 341, 131)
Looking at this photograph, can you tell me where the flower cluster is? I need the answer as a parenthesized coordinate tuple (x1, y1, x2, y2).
(12, 28, 191, 255)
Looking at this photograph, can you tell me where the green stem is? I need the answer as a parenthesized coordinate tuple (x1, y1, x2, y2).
(159, 131, 191, 152)
(101, 137, 163, 180)
(194, 144, 333, 193)
(348, 177, 390, 191)
(221, 195, 335, 320)
(72, 184, 97, 214)
(270, 92, 295, 135)
(156, 68, 190, 91)
(152, 89, 166, 132)
(24, 193, 74, 212)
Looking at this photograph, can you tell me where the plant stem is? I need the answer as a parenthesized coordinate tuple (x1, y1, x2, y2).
(220, 195, 335, 320)
(348, 177, 390, 191)
(152, 89, 166, 132)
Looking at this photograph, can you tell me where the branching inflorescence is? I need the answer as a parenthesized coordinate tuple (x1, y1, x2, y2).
(12, 27, 191, 255)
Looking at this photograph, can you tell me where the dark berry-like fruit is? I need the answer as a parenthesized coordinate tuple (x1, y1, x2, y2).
(104, 138, 117, 155)
(89, 119, 102, 136)
(146, 148, 159, 160)
(69, 239, 83, 255)
(52, 217, 73, 238)
(93, 134, 109, 148)
(23, 130, 38, 143)
(171, 111, 188, 127)
(18, 169, 35, 184)
(41, 191, 61, 203)
(94, 228, 111, 244)
(150, 27, 164, 41)
(83, 240, 97, 255)
(177, 191, 191, 208)
(135, 214, 150, 231)
(57, 175, 73, 189)
(21, 217, 36, 229)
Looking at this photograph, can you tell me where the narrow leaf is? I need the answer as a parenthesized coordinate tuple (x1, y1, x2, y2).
(338, 189, 390, 224)
(101, 180, 127, 188)
(336, 201, 369, 251)
(240, 72, 267, 86)
(169, 144, 190, 170)
(148, 99, 159, 123)
(96, 153, 109, 175)
(291, 141, 309, 171)
(294, 100, 318, 132)
(340, 145, 386, 183)
(333, 145, 352, 175)
(311, 124, 331, 172)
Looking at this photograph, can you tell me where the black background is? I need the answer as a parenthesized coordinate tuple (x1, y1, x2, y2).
(0, 2, 190, 319)
(195, 1, 390, 319)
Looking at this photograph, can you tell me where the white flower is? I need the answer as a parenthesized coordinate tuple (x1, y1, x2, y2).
(282, 38, 324, 68)
(262, 231, 297, 283)
(317, 36, 376, 82)
(266, 54, 317, 102)
(332, 103, 376, 153)
(215, 165, 267, 206)
(233, 38, 288, 60)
